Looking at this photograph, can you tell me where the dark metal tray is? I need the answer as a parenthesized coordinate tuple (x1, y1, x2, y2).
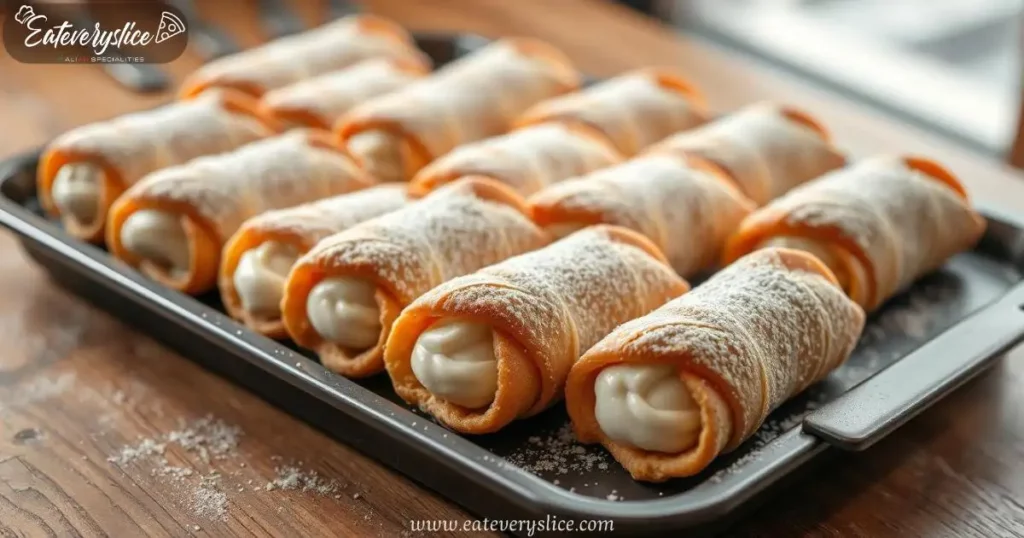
(3, 33, 1024, 537)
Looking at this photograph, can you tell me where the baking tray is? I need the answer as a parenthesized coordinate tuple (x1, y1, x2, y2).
(3, 32, 1024, 537)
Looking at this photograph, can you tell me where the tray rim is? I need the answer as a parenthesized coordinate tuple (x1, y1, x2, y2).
(3, 145, 1024, 529)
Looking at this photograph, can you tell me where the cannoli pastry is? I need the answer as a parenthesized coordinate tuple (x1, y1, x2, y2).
(723, 155, 986, 311)
(107, 130, 374, 295)
(565, 248, 865, 482)
(527, 154, 755, 277)
(384, 226, 689, 434)
(37, 90, 274, 242)
(179, 15, 420, 98)
(647, 102, 846, 205)
(335, 38, 580, 183)
(408, 123, 622, 197)
(259, 56, 432, 130)
(280, 177, 548, 378)
(220, 185, 409, 337)
(516, 68, 708, 156)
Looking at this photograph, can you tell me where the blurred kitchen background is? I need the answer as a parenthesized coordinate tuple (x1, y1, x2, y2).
(628, 0, 1022, 157)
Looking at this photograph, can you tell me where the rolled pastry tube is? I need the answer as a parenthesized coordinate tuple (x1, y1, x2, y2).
(179, 15, 420, 98)
(280, 177, 548, 378)
(515, 68, 708, 156)
(384, 225, 689, 434)
(38, 90, 274, 242)
(335, 38, 580, 182)
(409, 123, 623, 197)
(528, 154, 755, 277)
(220, 185, 409, 337)
(647, 102, 846, 205)
(259, 56, 432, 130)
(724, 155, 986, 311)
(566, 247, 865, 482)
(107, 129, 375, 295)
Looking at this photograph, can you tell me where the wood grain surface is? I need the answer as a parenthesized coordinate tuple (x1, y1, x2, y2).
(1, 1, 1023, 537)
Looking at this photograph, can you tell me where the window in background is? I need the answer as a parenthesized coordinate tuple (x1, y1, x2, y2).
(670, 0, 1023, 155)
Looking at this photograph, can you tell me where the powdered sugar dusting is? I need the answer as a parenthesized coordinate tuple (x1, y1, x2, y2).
(833, 278, 958, 386)
(415, 122, 619, 196)
(262, 58, 425, 127)
(0, 372, 77, 414)
(528, 155, 751, 276)
(127, 131, 370, 238)
(238, 184, 409, 247)
(104, 413, 347, 523)
(506, 423, 612, 476)
(49, 90, 268, 190)
(341, 39, 577, 160)
(648, 102, 844, 205)
(167, 415, 243, 464)
(108, 437, 167, 465)
(523, 69, 704, 155)
(301, 179, 546, 305)
(264, 465, 341, 495)
(416, 226, 685, 407)
(191, 473, 228, 521)
(189, 16, 417, 99)
(769, 156, 985, 307)
(601, 248, 864, 446)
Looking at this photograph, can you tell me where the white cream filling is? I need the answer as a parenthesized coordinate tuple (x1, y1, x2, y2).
(232, 241, 300, 318)
(306, 277, 382, 350)
(545, 222, 587, 239)
(52, 162, 103, 225)
(120, 209, 191, 277)
(410, 320, 498, 409)
(594, 364, 701, 453)
(347, 130, 405, 183)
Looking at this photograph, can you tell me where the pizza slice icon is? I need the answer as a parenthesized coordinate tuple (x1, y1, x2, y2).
(155, 11, 186, 44)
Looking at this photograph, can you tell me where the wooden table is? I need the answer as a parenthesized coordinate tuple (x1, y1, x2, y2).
(2, 1, 1023, 536)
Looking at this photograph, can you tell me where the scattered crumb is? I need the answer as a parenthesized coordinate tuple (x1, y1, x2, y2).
(606, 490, 620, 501)
(167, 415, 242, 463)
(265, 465, 341, 495)
(708, 449, 766, 484)
(193, 525, 200, 531)
(353, 493, 361, 500)
(0, 372, 77, 414)
(152, 459, 194, 481)
(108, 438, 166, 466)
(190, 474, 227, 521)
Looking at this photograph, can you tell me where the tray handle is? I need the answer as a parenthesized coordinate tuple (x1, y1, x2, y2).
(804, 280, 1024, 451)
